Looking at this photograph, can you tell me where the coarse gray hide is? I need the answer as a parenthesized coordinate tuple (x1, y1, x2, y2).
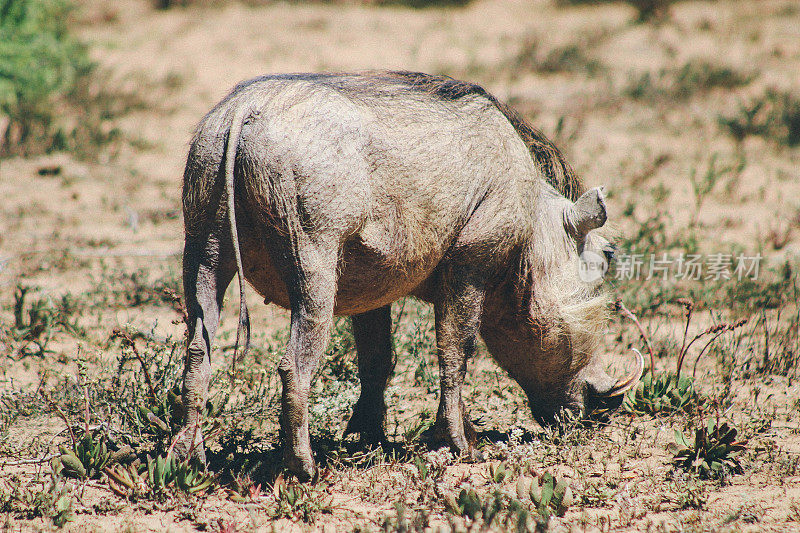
(178, 71, 643, 480)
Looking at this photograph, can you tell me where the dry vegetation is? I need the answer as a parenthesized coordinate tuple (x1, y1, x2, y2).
(2, 0, 800, 530)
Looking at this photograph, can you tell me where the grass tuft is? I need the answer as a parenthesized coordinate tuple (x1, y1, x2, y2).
(719, 89, 800, 147)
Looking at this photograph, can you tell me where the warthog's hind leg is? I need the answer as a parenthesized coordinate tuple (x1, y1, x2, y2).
(178, 234, 235, 463)
(345, 305, 394, 445)
(432, 265, 485, 462)
(271, 239, 338, 481)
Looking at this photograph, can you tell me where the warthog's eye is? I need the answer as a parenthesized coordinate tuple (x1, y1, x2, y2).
(602, 243, 616, 263)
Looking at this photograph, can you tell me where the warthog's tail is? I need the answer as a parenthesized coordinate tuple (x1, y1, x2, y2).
(225, 104, 251, 374)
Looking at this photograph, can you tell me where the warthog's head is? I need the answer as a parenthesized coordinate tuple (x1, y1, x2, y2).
(481, 184, 643, 424)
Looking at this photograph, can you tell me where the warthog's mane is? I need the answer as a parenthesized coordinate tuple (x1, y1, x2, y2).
(372, 70, 584, 202)
(513, 185, 609, 374)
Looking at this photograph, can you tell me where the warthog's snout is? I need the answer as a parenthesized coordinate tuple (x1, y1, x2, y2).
(582, 349, 645, 417)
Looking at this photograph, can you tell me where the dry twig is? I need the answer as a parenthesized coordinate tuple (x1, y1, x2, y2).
(112, 327, 157, 401)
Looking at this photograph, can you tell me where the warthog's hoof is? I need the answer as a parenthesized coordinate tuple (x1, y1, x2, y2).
(461, 445, 484, 463)
(344, 406, 387, 447)
(429, 427, 484, 463)
(284, 450, 317, 482)
(430, 415, 483, 463)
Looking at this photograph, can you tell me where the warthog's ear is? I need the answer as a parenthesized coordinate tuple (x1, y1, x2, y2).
(564, 186, 607, 238)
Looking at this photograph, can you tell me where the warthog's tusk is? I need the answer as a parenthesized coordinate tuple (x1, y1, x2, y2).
(602, 349, 645, 397)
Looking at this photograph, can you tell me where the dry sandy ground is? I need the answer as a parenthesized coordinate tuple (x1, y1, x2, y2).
(2, 0, 800, 531)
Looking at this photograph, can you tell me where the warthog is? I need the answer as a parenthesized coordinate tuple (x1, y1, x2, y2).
(180, 71, 643, 480)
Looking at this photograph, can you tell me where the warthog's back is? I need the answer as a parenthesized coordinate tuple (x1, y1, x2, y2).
(183, 72, 569, 314)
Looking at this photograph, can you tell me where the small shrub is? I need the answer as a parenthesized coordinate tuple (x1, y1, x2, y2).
(625, 61, 753, 102)
(719, 89, 800, 146)
(688, 153, 745, 226)
(673, 418, 745, 478)
(0, 0, 155, 158)
(538, 45, 605, 76)
(514, 39, 605, 77)
(10, 285, 83, 355)
(724, 260, 794, 312)
(742, 297, 800, 378)
(325, 317, 357, 383)
(617, 199, 671, 256)
(0, 475, 74, 527)
(0, 0, 92, 156)
(673, 479, 706, 510)
(626, 0, 670, 21)
(86, 267, 181, 309)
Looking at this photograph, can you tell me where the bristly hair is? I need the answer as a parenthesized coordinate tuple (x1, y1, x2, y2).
(511, 185, 608, 372)
(377, 70, 584, 202)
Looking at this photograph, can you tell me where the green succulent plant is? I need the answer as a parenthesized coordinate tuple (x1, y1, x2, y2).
(135, 386, 181, 436)
(227, 475, 262, 503)
(673, 418, 746, 478)
(135, 385, 221, 442)
(624, 371, 700, 415)
(515, 471, 573, 520)
(51, 429, 134, 480)
(271, 474, 333, 523)
(488, 461, 511, 484)
(105, 452, 214, 499)
(454, 488, 482, 520)
(105, 462, 147, 498)
(49, 486, 73, 528)
(444, 487, 505, 523)
(146, 453, 214, 495)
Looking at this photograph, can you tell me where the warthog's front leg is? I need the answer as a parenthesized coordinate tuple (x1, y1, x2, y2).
(433, 266, 485, 462)
(276, 245, 338, 481)
(179, 235, 234, 462)
(345, 305, 394, 445)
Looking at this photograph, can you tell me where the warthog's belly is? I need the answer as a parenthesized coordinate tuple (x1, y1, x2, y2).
(239, 225, 443, 316)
